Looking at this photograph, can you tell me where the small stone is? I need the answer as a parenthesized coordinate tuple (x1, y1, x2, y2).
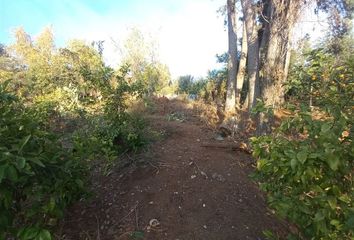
(191, 175, 197, 179)
(203, 225, 207, 229)
(203, 204, 206, 207)
(215, 135, 224, 141)
(149, 201, 154, 204)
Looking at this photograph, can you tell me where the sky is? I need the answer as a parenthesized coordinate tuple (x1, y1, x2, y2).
(1, 0, 327, 78)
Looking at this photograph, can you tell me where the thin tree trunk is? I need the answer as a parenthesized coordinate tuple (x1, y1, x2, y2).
(236, 24, 248, 108)
(224, 0, 238, 115)
(241, 0, 260, 112)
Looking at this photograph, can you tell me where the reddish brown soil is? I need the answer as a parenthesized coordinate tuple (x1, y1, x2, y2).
(58, 99, 289, 240)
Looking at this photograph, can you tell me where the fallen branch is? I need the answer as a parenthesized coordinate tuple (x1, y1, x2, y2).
(201, 142, 251, 154)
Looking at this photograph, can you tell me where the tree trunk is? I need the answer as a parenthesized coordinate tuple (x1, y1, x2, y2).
(241, 0, 260, 112)
(236, 24, 248, 108)
(260, 0, 300, 107)
(224, 0, 238, 115)
(257, 0, 302, 135)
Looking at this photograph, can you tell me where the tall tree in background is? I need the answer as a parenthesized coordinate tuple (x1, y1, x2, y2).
(235, 24, 247, 108)
(224, 0, 238, 115)
(241, 0, 260, 111)
(122, 27, 171, 96)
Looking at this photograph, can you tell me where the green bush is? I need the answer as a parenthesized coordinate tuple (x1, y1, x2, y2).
(252, 50, 354, 239)
(72, 67, 147, 163)
(0, 82, 87, 239)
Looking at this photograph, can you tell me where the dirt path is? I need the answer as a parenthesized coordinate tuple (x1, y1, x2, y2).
(60, 99, 288, 240)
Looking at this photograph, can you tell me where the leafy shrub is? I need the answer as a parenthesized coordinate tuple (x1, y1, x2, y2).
(101, 69, 147, 152)
(251, 51, 354, 239)
(0, 82, 87, 239)
(72, 67, 147, 162)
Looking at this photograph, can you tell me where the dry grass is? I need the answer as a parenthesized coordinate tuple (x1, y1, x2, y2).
(192, 100, 220, 129)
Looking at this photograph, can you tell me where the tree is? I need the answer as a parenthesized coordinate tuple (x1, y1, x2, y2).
(0, 44, 18, 81)
(236, 24, 248, 108)
(121, 27, 171, 95)
(259, 0, 302, 107)
(224, 0, 238, 114)
(177, 75, 194, 94)
(316, 0, 354, 38)
(240, 0, 260, 111)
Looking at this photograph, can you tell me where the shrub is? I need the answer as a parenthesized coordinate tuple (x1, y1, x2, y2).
(0, 81, 87, 239)
(251, 53, 354, 239)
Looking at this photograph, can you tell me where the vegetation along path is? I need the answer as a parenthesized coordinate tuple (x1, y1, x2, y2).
(60, 99, 289, 240)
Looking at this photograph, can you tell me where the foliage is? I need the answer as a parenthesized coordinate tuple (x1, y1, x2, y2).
(252, 44, 354, 239)
(176, 75, 208, 98)
(0, 27, 154, 239)
(286, 35, 353, 106)
(121, 27, 171, 95)
(101, 67, 147, 152)
(199, 68, 227, 103)
(0, 81, 87, 239)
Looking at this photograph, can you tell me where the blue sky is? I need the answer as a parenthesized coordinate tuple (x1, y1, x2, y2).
(1, 0, 229, 77)
(1, 0, 182, 40)
(1, 0, 327, 78)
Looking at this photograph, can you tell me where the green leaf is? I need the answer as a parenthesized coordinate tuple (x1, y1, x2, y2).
(29, 158, 45, 167)
(48, 197, 56, 211)
(6, 165, 18, 181)
(314, 211, 325, 222)
(297, 150, 308, 164)
(330, 219, 341, 229)
(18, 227, 39, 240)
(131, 231, 144, 239)
(17, 157, 26, 169)
(326, 154, 340, 171)
(37, 229, 51, 240)
(75, 179, 84, 188)
(0, 165, 5, 183)
(290, 158, 297, 170)
(339, 194, 350, 204)
(327, 197, 337, 210)
(321, 123, 331, 133)
(19, 135, 31, 153)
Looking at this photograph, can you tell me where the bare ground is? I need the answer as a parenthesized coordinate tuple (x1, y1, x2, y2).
(58, 99, 289, 240)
